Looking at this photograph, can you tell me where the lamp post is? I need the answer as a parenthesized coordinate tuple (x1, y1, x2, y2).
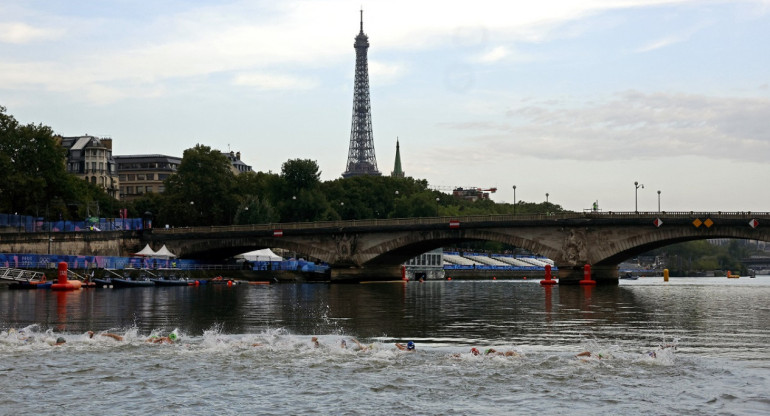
(634, 181, 644, 213)
(657, 190, 661, 212)
(435, 197, 440, 216)
(512, 185, 517, 215)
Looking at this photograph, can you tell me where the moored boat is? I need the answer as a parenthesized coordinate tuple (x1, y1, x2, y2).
(153, 277, 193, 286)
(8, 281, 52, 290)
(93, 278, 112, 288)
(112, 277, 155, 288)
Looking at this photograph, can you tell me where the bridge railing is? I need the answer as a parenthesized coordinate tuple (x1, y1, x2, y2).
(152, 211, 770, 235)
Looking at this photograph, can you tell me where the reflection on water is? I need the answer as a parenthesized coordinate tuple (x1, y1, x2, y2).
(1, 276, 769, 415)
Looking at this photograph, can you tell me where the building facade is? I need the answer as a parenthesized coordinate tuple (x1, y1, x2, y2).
(220, 151, 252, 175)
(114, 155, 181, 201)
(404, 248, 445, 280)
(58, 135, 120, 199)
(115, 151, 251, 201)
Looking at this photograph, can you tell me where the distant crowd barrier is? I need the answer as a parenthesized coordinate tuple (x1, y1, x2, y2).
(0, 213, 145, 233)
(0, 252, 328, 274)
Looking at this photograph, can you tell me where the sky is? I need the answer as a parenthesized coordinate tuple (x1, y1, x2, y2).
(2, 0, 769, 213)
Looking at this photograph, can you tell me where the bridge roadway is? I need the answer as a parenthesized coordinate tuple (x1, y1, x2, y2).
(1, 211, 768, 284)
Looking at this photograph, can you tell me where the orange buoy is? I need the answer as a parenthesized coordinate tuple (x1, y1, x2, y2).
(579, 264, 596, 285)
(447, 277, 452, 281)
(51, 262, 82, 291)
(227, 280, 233, 287)
(540, 264, 557, 285)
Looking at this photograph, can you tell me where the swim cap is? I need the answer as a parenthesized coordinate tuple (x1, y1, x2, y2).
(168, 333, 178, 341)
(56, 337, 66, 344)
(407, 341, 415, 350)
(471, 348, 479, 355)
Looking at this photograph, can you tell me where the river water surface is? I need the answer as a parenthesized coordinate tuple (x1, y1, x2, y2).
(1, 276, 769, 415)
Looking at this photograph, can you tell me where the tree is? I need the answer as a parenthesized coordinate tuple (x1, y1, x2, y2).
(234, 195, 280, 224)
(0, 106, 69, 215)
(281, 159, 321, 195)
(163, 144, 238, 226)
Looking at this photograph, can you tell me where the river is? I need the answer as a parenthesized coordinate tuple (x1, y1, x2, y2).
(1, 276, 769, 415)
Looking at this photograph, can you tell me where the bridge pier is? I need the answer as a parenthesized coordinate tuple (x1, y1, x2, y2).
(330, 265, 403, 283)
(557, 265, 619, 285)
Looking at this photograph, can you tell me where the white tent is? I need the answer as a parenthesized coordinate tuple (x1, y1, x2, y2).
(134, 244, 157, 257)
(153, 245, 177, 259)
(234, 249, 283, 262)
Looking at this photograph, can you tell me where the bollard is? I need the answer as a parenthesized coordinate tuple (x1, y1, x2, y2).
(663, 268, 669, 282)
(540, 264, 557, 286)
(51, 262, 82, 291)
(579, 264, 596, 285)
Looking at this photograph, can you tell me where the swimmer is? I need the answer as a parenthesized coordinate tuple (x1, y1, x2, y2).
(47, 337, 66, 346)
(451, 347, 481, 358)
(484, 348, 519, 357)
(349, 338, 371, 352)
(576, 351, 604, 359)
(87, 331, 124, 341)
(646, 343, 677, 358)
(311, 337, 320, 348)
(340, 339, 347, 349)
(147, 333, 177, 344)
(395, 341, 415, 352)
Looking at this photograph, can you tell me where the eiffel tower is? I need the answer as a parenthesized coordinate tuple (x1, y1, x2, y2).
(342, 9, 381, 178)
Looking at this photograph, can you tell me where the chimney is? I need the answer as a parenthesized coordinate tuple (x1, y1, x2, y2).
(236, 151, 241, 160)
(101, 138, 113, 150)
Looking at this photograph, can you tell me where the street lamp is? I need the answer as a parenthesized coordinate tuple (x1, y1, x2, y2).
(634, 181, 644, 212)
(657, 190, 661, 212)
(435, 197, 440, 216)
(512, 185, 517, 215)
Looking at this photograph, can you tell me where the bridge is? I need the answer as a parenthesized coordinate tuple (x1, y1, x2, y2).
(1, 211, 767, 284)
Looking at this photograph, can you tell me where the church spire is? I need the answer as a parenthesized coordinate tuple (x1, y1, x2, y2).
(391, 138, 404, 178)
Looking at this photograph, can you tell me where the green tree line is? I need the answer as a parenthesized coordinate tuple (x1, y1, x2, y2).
(1, 106, 563, 225)
(0, 106, 119, 221)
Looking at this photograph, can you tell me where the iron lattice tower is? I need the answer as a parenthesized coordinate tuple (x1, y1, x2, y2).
(342, 10, 381, 178)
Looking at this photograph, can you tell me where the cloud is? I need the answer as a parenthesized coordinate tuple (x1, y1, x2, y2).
(368, 60, 406, 84)
(434, 91, 770, 163)
(0, 22, 62, 44)
(232, 72, 317, 90)
(474, 46, 510, 64)
(0, 0, 701, 103)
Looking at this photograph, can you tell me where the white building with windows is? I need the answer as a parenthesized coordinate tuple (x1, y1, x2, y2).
(58, 135, 119, 199)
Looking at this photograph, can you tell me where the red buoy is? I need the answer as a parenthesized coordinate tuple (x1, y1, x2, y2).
(579, 264, 596, 285)
(51, 262, 82, 291)
(540, 264, 557, 285)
